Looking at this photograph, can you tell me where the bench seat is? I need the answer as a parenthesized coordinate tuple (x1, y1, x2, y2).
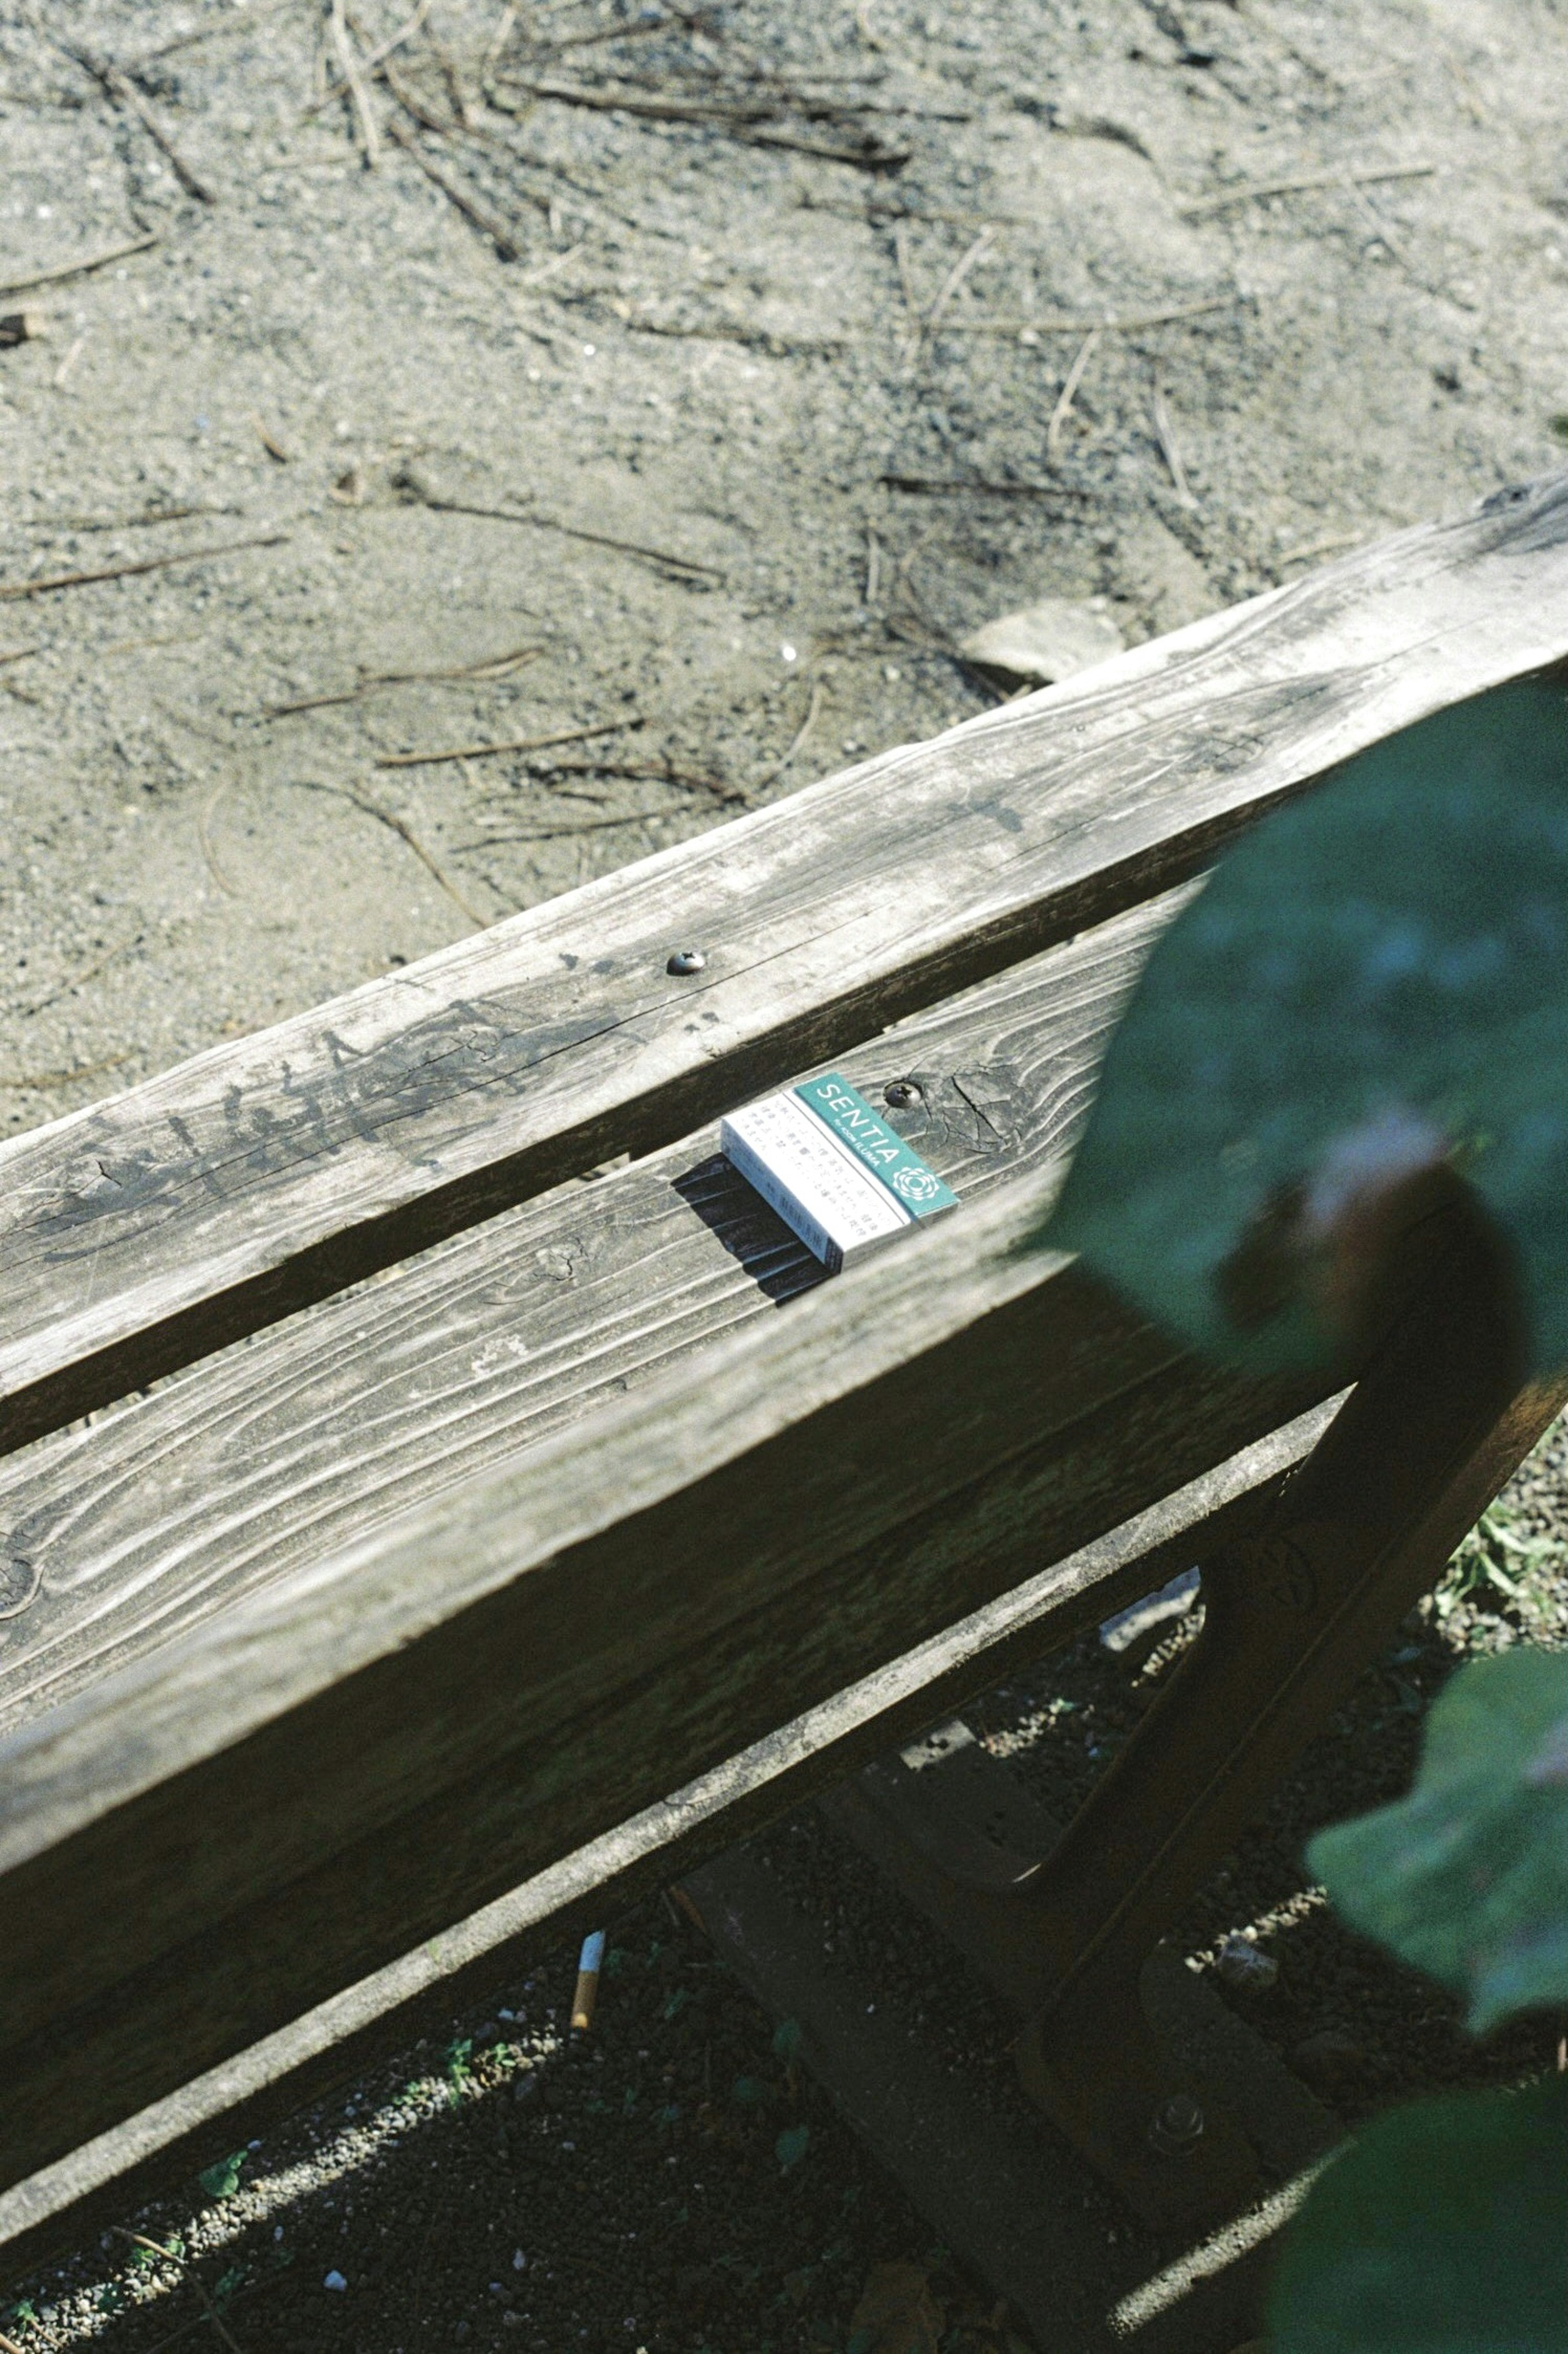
(2, 472, 1566, 2254)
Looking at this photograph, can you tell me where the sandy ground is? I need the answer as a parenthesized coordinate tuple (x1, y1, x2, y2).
(4, 0, 1568, 1125)
(4, 0, 1568, 2347)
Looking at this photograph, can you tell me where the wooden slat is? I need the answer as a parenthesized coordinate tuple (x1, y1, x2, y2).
(0, 1403, 1336, 2267)
(0, 891, 1172, 1735)
(0, 1158, 1323, 2186)
(1, 476, 1565, 1451)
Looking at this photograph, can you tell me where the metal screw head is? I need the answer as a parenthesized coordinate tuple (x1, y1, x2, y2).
(884, 1078, 923, 1110)
(1147, 2094, 1205, 2156)
(666, 948, 707, 976)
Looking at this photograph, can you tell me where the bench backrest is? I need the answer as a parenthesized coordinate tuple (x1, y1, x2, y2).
(0, 473, 1565, 2212)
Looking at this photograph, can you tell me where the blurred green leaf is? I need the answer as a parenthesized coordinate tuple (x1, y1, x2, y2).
(1036, 675, 1568, 1376)
(1309, 1649, 1568, 2031)
(1269, 2073, 1568, 2352)
(775, 2122, 811, 2171)
(196, 2149, 247, 2201)
(731, 2074, 773, 2107)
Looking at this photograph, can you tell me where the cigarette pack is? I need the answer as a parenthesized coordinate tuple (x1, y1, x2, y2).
(720, 1072, 959, 1273)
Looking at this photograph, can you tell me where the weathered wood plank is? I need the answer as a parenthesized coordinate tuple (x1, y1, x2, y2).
(1, 477, 1564, 1450)
(0, 1161, 1325, 2186)
(0, 891, 1172, 1735)
(0, 1404, 1335, 2269)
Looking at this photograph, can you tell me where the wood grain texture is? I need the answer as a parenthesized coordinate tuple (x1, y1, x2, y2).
(0, 893, 1173, 1736)
(0, 1155, 1324, 2185)
(0, 1405, 1334, 2271)
(1, 475, 1564, 1450)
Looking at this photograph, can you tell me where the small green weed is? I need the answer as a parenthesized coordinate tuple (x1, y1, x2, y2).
(1437, 1503, 1565, 1617)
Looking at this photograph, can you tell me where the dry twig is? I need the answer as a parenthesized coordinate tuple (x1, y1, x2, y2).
(0, 645, 40, 668)
(65, 45, 218, 202)
(328, 0, 381, 163)
(36, 501, 232, 532)
(410, 483, 722, 581)
(385, 117, 522, 257)
(9, 932, 145, 1021)
(252, 413, 290, 462)
(383, 53, 461, 134)
(377, 716, 639, 768)
(198, 782, 240, 896)
(751, 675, 822, 793)
(1046, 325, 1100, 459)
(0, 532, 286, 601)
(878, 473, 1088, 500)
(110, 2230, 245, 2354)
(925, 224, 996, 330)
(289, 779, 486, 923)
(301, 0, 432, 117)
(519, 756, 744, 806)
(1152, 383, 1197, 506)
(0, 233, 160, 298)
(1180, 160, 1434, 218)
(483, 2, 518, 77)
(930, 296, 1237, 336)
(0, 1053, 132, 1091)
(506, 76, 909, 169)
(263, 641, 543, 717)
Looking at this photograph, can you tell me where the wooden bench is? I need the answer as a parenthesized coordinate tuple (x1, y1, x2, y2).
(2, 472, 1567, 2287)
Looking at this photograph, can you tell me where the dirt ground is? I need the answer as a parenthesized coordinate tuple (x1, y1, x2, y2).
(4, 0, 1568, 2347)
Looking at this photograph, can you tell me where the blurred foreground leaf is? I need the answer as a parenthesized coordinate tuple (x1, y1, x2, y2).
(1308, 1648, 1568, 2032)
(1037, 675, 1568, 1375)
(1269, 2073, 1568, 2354)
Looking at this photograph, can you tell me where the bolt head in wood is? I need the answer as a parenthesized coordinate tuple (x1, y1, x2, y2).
(883, 1079, 923, 1109)
(1148, 2094, 1205, 2154)
(666, 948, 707, 975)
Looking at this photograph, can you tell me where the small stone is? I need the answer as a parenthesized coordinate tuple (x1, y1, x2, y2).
(1099, 1566, 1200, 1655)
(1216, 1933, 1279, 1991)
(959, 596, 1125, 686)
(323, 2269, 348, 2292)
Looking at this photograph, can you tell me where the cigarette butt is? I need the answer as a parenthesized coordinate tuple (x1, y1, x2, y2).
(0, 311, 47, 348)
(570, 1929, 606, 2036)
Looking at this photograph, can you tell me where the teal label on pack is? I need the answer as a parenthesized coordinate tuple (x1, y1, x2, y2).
(793, 1074, 960, 1219)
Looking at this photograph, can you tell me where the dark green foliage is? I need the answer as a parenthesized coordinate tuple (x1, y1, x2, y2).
(1036, 675, 1568, 1376)
(1269, 2075, 1568, 2354)
(195, 2149, 246, 2201)
(1310, 1649, 1568, 2033)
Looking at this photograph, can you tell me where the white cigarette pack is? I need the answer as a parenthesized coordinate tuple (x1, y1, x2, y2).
(720, 1073, 959, 1274)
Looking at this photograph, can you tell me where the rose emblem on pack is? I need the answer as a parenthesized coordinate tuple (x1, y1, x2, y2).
(891, 1165, 942, 1205)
